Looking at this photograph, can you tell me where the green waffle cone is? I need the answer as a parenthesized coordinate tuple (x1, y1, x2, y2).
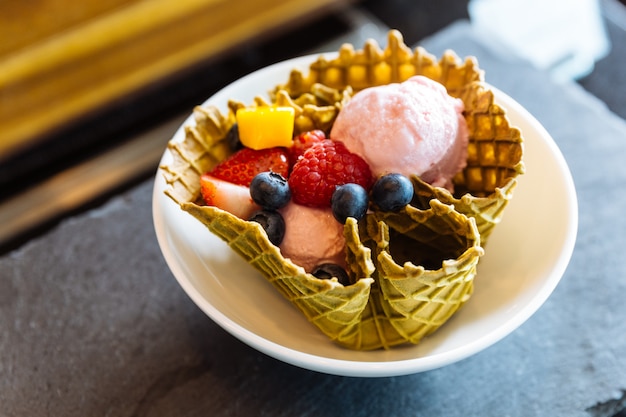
(159, 30, 526, 350)
(181, 203, 375, 345)
(366, 200, 483, 345)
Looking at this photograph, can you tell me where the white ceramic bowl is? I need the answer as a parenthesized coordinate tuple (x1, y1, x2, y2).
(152, 54, 578, 377)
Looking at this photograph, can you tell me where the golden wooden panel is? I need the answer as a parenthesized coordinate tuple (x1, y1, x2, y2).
(0, 0, 349, 159)
(0, 0, 135, 56)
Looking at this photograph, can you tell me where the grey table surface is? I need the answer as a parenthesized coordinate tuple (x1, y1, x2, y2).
(2, 21, 626, 417)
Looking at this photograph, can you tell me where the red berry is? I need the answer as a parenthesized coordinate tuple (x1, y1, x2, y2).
(210, 147, 289, 186)
(288, 130, 326, 167)
(288, 140, 373, 207)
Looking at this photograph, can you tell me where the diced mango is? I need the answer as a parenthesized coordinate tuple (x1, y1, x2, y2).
(236, 106, 295, 150)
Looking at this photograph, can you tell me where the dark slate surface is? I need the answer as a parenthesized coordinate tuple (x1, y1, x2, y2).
(2, 21, 626, 417)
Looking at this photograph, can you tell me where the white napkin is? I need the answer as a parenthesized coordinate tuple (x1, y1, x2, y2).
(468, 0, 611, 81)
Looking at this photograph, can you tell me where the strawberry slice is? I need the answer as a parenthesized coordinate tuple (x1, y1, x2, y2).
(200, 174, 260, 219)
(210, 147, 289, 186)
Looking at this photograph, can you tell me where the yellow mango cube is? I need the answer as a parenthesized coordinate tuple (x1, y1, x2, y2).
(236, 106, 295, 149)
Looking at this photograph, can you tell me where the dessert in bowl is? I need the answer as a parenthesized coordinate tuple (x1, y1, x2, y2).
(153, 30, 575, 375)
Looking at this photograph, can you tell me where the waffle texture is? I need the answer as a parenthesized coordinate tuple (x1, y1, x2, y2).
(160, 30, 523, 350)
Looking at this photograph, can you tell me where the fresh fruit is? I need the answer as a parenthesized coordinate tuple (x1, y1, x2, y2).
(225, 122, 243, 151)
(248, 210, 286, 246)
(371, 173, 414, 211)
(250, 172, 291, 210)
(288, 140, 373, 207)
(288, 129, 326, 167)
(210, 147, 289, 187)
(311, 263, 351, 286)
(200, 174, 260, 219)
(236, 106, 295, 150)
(331, 183, 369, 223)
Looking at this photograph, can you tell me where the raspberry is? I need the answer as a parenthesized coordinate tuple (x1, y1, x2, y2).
(288, 129, 327, 167)
(288, 140, 373, 207)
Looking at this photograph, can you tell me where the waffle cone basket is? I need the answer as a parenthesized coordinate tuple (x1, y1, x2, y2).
(160, 30, 523, 350)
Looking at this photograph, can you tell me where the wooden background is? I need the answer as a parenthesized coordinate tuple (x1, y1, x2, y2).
(0, 0, 350, 159)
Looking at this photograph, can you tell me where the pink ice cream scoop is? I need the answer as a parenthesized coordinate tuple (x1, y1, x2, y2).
(278, 202, 346, 273)
(330, 75, 468, 190)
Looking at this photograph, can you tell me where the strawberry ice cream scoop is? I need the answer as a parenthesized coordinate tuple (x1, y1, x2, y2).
(278, 202, 346, 273)
(330, 75, 468, 190)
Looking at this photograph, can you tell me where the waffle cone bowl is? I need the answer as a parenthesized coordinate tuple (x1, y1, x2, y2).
(160, 30, 523, 350)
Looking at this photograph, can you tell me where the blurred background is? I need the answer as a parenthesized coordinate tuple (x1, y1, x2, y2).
(1, 0, 624, 252)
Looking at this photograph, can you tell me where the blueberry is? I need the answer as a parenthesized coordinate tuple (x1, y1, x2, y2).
(331, 183, 369, 223)
(371, 173, 414, 212)
(226, 123, 243, 151)
(312, 263, 351, 286)
(248, 210, 285, 245)
(250, 172, 291, 210)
